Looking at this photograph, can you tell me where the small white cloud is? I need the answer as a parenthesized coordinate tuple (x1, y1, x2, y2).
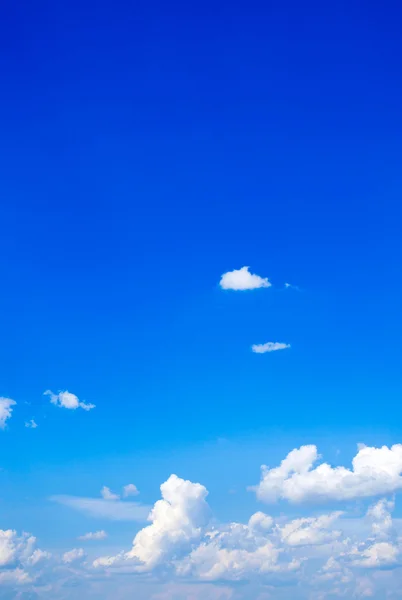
(251, 342, 290, 354)
(62, 548, 85, 564)
(25, 419, 38, 429)
(252, 444, 402, 503)
(25, 548, 51, 566)
(101, 486, 120, 501)
(78, 530, 107, 541)
(0, 398, 16, 429)
(123, 483, 139, 498)
(219, 266, 271, 291)
(44, 390, 95, 411)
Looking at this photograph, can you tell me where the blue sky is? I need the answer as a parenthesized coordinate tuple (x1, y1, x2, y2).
(0, 0, 402, 597)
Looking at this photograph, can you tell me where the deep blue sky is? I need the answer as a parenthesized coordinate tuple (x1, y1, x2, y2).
(0, 0, 401, 536)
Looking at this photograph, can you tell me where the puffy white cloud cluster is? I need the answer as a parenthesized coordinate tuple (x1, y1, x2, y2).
(219, 266, 271, 291)
(8, 446, 402, 598)
(253, 444, 402, 503)
(0, 528, 50, 586)
(276, 511, 343, 547)
(45, 389, 95, 411)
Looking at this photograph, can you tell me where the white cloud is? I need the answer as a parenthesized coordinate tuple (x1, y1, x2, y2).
(248, 512, 273, 533)
(251, 342, 290, 354)
(123, 483, 139, 497)
(0, 568, 31, 585)
(253, 444, 402, 503)
(44, 389, 95, 411)
(62, 548, 86, 564)
(101, 486, 120, 501)
(51, 495, 150, 521)
(277, 512, 343, 547)
(0, 397, 16, 429)
(7, 462, 402, 597)
(219, 267, 271, 291)
(78, 530, 107, 541)
(350, 542, 399, 568)
(367, 498, 394, 538)
(25, 548, 51, 566)
(0, 530, 36, 567)
(125, 474, 210, 571)
(25, 419, 38, 429)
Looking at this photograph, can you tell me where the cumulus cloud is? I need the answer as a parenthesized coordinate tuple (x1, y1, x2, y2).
(78, 530, 107, 541)
(25, 548, 51, 566)
(0, 397, 16, 429)
(25, 419, 38, 429)
(126, 474, 210, 571)
(101, 486, 120, 501)
(219, 267, 271, 291)
(277, 512, 343, 547)
(7, 465, 402, 597)
(253, 444, 402, 503)
(367, 498, 394, 538)
(44, 390, 95, 411)
(62, 548, 86, 564)
(51, 495, 150, 521)
(123, 483, 139, 497)
(350, 542, 400, 569)
(251, 342, 290, 354)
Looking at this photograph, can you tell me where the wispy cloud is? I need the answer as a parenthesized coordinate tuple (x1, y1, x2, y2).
(51, 495, 150, 521)
(251, 342, 290, 353)
(219, 266, 271, 290)
(78, 530, 107, 541)
(25, 419, 38, 429)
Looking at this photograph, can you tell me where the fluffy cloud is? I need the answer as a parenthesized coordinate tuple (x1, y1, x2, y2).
(126, 474, 210, 571)
(25, 549, 51, 566)
(62, 548, 86, 564)
(51, 494, 150, 521)
(7, 465, 402, 598)
(0, 397, 16, 429)
(219, 267, 271, 291)
(277, 512, 343, 546)
(251, 342, 290, 354)
(25, 419, 38, 429)
(101, 486, 120, 501)
(44, 389, 95, 411)
(78, 530, 107, 541)
(350, 542, 400, 569)
(367, 498, 394, 538)
(253, 444, 402, 503)
(0, 528, 49, 589)
(123, 483, 139, 497)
